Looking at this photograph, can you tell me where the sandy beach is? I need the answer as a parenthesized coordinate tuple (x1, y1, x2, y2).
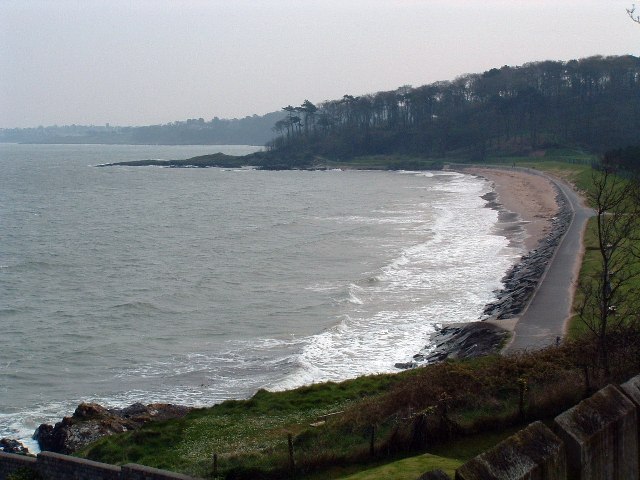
(464, 168, 560, 251)
(454, 166, 594, 351)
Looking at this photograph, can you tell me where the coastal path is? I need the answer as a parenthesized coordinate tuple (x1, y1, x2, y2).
(503, 168, 595, 352)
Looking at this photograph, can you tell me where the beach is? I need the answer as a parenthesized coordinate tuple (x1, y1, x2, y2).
(406, 165, 583, 365)
(464, 167, 560, 251)
(457, 165, 593, 351)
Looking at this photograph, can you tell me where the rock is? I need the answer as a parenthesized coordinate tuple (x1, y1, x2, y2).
(417, 469, 451, 480)
(397, 322, 509, 369)
(33, 402, 193, 454)
(0, 438, 31, 455)
(394, 361, 417, 369)
(73, 402, 111, 419)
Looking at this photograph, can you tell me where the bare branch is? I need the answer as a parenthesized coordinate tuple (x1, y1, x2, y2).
(628, 4, 640, 23)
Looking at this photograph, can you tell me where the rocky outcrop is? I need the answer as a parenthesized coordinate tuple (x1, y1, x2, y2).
(395, 322, 509, 369)
(33, 402, 193, 454)
(0, 438, 31, 455)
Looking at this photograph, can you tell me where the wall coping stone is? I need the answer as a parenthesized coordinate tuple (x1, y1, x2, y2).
(38, 451, 122, 473)
(455, 421, 565, 479)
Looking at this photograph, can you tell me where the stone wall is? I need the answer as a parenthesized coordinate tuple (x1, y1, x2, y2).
(455, 421, 565, 480)
(554, 384, 638, 480)
(424, 373, 640, 480)
(0, 450, 199, 480)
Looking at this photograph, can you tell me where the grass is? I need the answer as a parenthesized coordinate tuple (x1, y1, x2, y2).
(566, 218, 602, 339)
(76, 335, 640, 479)
(310, 427, 519, 479)
(335, 453, 462, 480)
(79, 373, 401, 478)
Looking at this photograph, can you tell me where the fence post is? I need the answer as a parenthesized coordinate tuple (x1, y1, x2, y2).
(517, 377, 528, 420)
(212, 452, 218, 478)
(288, 432, 295, 478)
(369, 424, 376, 457)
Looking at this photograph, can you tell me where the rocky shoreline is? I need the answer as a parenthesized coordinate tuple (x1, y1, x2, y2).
(396, 175, 572, 369)
(0, 402, 193, 456)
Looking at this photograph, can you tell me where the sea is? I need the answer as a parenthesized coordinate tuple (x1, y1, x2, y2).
(0, 143, 522, 451)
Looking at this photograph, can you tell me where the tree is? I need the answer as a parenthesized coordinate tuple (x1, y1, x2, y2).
(577, 161, 640, 376)
(628, 4, 640, 23)
(299, 100, 318, 134)
(282, 105, 296, 137)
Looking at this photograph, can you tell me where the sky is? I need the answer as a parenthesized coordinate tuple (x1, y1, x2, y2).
(0, 0, 638, 128)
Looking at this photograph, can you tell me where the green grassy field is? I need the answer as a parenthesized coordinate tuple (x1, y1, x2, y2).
(335, 453, 462, 480)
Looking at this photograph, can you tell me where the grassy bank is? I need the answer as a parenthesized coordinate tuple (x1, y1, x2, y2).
(77, 333, 640, 479)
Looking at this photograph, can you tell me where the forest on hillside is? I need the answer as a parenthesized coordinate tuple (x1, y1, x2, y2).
(268, 56, 640, 160)
(0, 111, 284, 146)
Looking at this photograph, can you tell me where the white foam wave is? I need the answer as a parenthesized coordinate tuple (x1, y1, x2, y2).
(270, 173, 522, 392)
(347, 284, 364, 305)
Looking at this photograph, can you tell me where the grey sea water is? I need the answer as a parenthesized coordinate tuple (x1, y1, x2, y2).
(0, 144, 520, 449)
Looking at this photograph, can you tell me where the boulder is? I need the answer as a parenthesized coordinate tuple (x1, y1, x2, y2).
(397, 322, 509, 369)
(33, 402, 193, 454)
(417, 469, 451, 479)
(0, 438, 31, 455)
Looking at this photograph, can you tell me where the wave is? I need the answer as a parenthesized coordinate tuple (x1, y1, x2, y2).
(347, 284, 364, 305)
(110, 301, 179, 315)
(270, 174, 521, 391)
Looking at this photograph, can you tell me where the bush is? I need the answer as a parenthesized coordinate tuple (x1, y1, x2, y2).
(7, 467, 42, 480)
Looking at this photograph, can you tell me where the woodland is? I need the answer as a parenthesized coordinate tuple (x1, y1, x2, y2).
(267, 55, 640, 165)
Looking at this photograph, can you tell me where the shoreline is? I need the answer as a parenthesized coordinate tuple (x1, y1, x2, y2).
(466, 167, 561, 251)
(3, 166, 576, 454)
(397, 167, 572, 367)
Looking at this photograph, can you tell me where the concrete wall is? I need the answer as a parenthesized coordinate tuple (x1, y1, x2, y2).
(0, 451, 199, 480)
(121, 464, 197, 480)
(37, 452, 121, 480)
(0, 451, 36, 479)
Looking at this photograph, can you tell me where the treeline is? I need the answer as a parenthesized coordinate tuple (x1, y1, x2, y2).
(0, 111, 284, 146)
(603, 145, 640, 172)
(268, 55, 640, 160)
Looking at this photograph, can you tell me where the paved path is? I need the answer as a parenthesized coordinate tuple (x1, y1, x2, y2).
(504, 169, 595, 352)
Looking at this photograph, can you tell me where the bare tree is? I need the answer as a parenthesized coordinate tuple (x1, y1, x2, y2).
(577, 165, 640, 375)
(629, 4, 640, 23)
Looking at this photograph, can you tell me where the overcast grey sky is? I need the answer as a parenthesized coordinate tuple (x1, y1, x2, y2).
(0, 0, 637, 128)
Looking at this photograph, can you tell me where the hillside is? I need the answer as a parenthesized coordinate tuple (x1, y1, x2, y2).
(268, 55, 640, 162)
(0, 111, 285, 146)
